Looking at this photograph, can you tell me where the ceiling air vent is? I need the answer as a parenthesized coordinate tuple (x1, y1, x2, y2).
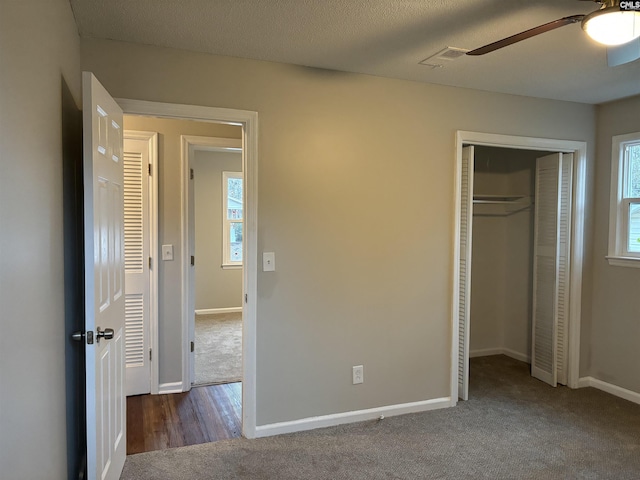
(419, 47, 469, 69)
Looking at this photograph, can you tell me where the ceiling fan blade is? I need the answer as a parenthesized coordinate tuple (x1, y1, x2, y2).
(467, 15, 585, 56)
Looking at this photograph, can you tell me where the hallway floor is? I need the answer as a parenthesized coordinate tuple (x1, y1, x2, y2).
(126, 382, 242, 454)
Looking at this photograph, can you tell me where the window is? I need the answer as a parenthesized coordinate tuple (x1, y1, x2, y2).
(608, 132, 640, 267)
(222, 171, 243, 267)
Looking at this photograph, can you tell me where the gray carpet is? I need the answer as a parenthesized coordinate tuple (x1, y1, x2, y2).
(122, 355, 640, 479)
(194, 312, 242, 386)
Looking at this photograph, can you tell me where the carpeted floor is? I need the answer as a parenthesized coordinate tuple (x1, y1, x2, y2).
(121, 355, 640, 479)
(194, 312, 242, 385)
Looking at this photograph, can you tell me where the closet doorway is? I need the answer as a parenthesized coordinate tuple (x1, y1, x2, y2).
(453, 131, 587, 402)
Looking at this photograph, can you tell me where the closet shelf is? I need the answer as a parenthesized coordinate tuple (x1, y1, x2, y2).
(473, 195, 532, 216)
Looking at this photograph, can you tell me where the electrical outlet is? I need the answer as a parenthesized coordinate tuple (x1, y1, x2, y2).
(352, 365, 364, 385)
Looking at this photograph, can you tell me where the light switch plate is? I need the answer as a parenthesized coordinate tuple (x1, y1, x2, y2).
(263, 252, 275, 272)
(162, 244, 174, 261)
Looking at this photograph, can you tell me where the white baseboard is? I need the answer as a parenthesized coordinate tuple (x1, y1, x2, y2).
(158, 381, 184, 394)
(577, 377, 591, 388)
(254, 396, 452, 438)
(195, 307, 242, 315)
(470, 347, 530, 363)
(502, 348, 531, 363)
(577, 376, 640, 405)
(470, 348, 503, 358)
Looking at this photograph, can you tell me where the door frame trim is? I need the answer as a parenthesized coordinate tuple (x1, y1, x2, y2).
(116, 98, 258, 439)
(181, 134, 243, 388)
(452, 131, 587, 401)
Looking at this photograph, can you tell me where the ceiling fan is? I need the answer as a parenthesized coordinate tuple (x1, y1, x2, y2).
(467, 0, 640, 66)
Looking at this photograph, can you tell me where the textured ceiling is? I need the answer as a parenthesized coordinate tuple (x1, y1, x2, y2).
(69, 0, 640, 104)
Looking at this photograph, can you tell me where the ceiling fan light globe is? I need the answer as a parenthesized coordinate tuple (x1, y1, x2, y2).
(582, 9, 640, 46)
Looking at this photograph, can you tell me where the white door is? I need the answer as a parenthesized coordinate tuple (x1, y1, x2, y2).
(555, 154, 572, 386)
(457, 146, 474, 400)
(83, 72, 126, 480)
(123, 132, 157, 396)
(531, 153, 572, 387)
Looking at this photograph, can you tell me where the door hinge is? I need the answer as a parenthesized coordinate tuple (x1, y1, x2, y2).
(190, 168, 194, 180)
(148, 257, 152, 269)
(149, 348, 152, 361)
(190, 341, 195, 353)
(191, 255, 195, 266)
(245, 293, 248, 303)
(148, 163, 152, 176)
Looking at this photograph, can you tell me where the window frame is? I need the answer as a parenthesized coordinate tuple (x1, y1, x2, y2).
(607, 131, 640, 267)
(222, 170, 243, 268)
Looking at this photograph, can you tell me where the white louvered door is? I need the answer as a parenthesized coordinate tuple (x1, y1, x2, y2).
(531, 153, 571, 387)
(123, 132, 156, 396)
(555, 154, 572, 385)
(458, 146, 474, 400)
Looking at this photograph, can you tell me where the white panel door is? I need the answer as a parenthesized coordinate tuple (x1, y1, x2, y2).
(83, 72, 126, 480)
(123, 132, 156, 396)
(531, 153, 562, 387)
(458, 146, 474, 400)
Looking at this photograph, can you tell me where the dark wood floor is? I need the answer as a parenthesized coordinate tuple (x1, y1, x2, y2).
(126, 382, 242, 454)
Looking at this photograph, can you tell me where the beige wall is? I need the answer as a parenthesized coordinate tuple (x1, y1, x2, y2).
(193, 150, 243, 310)
(503, 156, 536, 359)
(0, 1, 81, 478)
(81, 38, 597, 426)
(123, 115, 241, 384)
(589, 95, 640, 392)
(470, 148, 509, 354)
(470, 147, 537, 360)
(470, 213, 507, 351)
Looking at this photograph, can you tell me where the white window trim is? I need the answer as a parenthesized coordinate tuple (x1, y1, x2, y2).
(222, 170, 243, 267)
(607, 131, 640, 268)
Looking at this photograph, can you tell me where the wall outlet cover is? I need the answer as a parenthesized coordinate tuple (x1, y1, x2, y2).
(352, 365, 364, 385)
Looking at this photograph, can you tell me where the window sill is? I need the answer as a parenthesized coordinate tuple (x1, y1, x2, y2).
(606, 256, 640, 268)
(221, 264, 242, 270)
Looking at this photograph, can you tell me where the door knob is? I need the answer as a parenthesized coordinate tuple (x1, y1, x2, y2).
(96, 327, 114, 343)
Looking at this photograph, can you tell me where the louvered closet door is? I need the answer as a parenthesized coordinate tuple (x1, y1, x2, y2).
(531, 153, 571, 387)
(555, 154, 572, 385)
(458, 146, 474, 400)
(124, 134, 152, 396)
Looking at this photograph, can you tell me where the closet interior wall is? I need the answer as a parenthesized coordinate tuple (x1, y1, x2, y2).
(470, 147, 542, 364)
